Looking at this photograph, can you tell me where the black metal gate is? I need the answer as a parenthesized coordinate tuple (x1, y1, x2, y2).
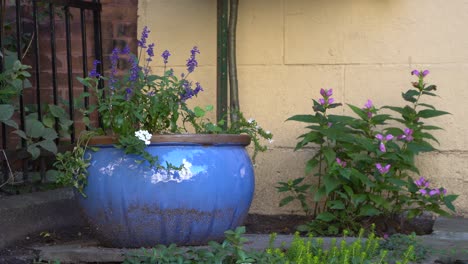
(0, 0, 102, 191)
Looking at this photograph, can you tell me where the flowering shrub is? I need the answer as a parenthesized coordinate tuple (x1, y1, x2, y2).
(278, 70, 457, 234)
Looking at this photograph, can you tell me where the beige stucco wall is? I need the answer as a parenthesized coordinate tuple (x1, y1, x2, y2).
(138, 0, 468, 215)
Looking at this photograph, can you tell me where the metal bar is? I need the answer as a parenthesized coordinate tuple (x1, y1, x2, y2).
(217, 0, 229, 129)
(80, 8, 89, 109)
(15, 0, 25, 141)
(64, 6, 75, 143)
(33, 0, 42, 121)
(93, 0, 104, 128)
(49, 3, 60, 141)
(1, 0, 8, 183)
(228, 0, 239, 123)
(40, 0, 100, 11)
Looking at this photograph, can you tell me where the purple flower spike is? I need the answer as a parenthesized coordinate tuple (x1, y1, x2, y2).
(146, 43, 155, 59)
(422, 70, 430, 77)
(336, 158, 347, 168)
(385, 134, 394, 141)
(161, 50, 171, 64)
(326, 89, 333, 97)
(376, 163, 391, 174)
(376, 133, 393, 152)
(411, 70, 420, 76)
(364, 99, 373, 109)
(328, 98, 335, 104)
(186, 46, 200, 73)
(138, 26, 150, 48)
(318, 98, 326, 105)
(88, 60, 100, 78)
(419, 189, 428, 196)
(414, 177, 430, 188)
(376, 134, 384, 141)
(121, 46, 130, 55)
(442, 188, 447, 195)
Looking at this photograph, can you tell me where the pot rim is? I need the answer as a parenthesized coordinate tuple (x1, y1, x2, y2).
(87, 134, 251, 146)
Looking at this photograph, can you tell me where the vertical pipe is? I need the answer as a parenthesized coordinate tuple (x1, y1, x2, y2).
(32, 0, 42, 121)
(64, 6, 75, 143)
(228, 0, 239, 124)
(217, 0, 229, 129)
(80, 8, 89, 109)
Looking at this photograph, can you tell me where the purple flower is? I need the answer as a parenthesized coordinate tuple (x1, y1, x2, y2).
(414, 177, 430, 188)
(146, 43, 155, 61)
(383, 233, 389, 239)
(162, 50, 171, 64)
(328, 98, 335, 104)
(398, 128, 414, 142)
(336, 158, 347, 168)
(411, 69, 430, 78)
(376, 163, 391, 174)
(186, 46, 200, 73)
(138, 26, 150, 48)
(167, 68, 174, 76)
(364, 99, 373, 109)
(128, 55, 140, 83)
(121, 46, 130, 55)
(180, 80, 203, 101)
(318, 98, 326, 105)
(320, 88, 333, 97)
(109, 48, 120, 89)
(419, 189, 428, 196)
(429, 189, 440, 196)
(88, 60, 100, 78)
(318, 97, 334, 106)
(375, 134, 393, 152)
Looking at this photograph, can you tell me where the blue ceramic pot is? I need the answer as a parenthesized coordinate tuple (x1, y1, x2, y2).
(76, 134, 254, 248)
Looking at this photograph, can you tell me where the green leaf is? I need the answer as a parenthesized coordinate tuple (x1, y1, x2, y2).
(279, 196, 295, 207)
(2, 119, 18, 129)
(316, 212, 337, 222)
(417, 103, 435, 110)
(343, 185, 354, 197)
(48, 104, 68, 119)
(328, 200, 345, 210)
(286, 114, 320, 123)
(205, 105, 214, 111)
(324, 175, 340, 195)
(27, 145, 41, 160)
(382, 106, 404, 114)
(25, 119, 45, 138)
(42, 115, 55, 128)
(322, 147, 336, 165)
(38, 140, 58, 154)
(422, 125, 443, 130)
(42, 128, 58, 140)
(402, 90, 420, 103)
(194, 106, 205, 118)
(418, 109, 450, 119)
(352, 194, 367, 206)
(359, 205, 381, 217)
(369, 194, 390, 209)
(0, 104, 15, 121)
(314, 186, 326, 201)
(347, 104, 368, 120)
(407, 141, 435, 153)
(12, 130, 27, 139)
(305, 158, 319, 174)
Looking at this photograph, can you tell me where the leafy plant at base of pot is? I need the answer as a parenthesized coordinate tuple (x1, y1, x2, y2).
(53, 26, 273, 195)
(278, 70, 457, 235)
(124, 225, 417, 264)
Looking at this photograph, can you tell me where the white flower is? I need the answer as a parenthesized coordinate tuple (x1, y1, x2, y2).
(247, 118, 255, 124)
(266, 130, 271, 135)
(255, 125, 260, 129)
(268, 139, 274, 144)
(135, 130, 152, 145)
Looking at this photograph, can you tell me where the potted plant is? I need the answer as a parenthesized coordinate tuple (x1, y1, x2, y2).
(52, 27, 272, 247)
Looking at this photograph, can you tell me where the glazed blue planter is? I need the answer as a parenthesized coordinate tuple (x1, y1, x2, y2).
(76, 134, 254, 248)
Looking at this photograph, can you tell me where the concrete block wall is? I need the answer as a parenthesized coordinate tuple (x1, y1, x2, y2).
(138, 0, 468, 215)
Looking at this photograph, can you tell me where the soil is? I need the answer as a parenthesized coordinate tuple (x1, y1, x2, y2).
(0, 213, 435, 263)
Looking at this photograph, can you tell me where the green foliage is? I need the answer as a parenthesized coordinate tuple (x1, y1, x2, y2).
(278, 70, 457, 235)
(124, 226, 417, 264)
(379, 233, 428, 263)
